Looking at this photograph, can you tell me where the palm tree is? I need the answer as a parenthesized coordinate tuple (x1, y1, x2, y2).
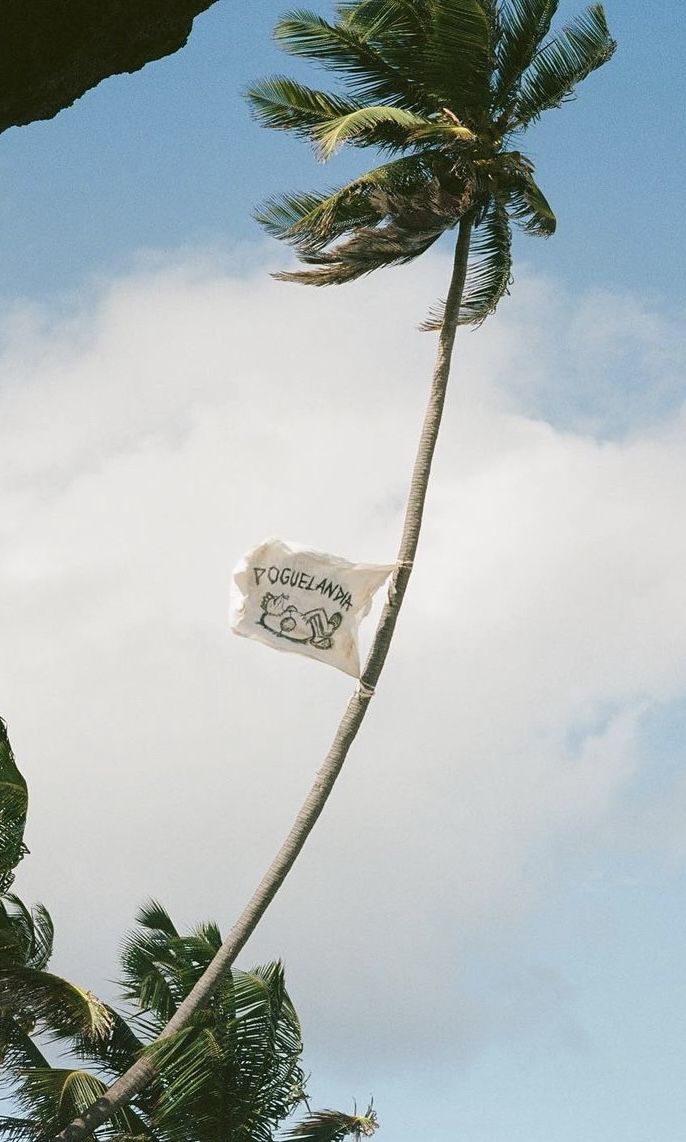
(1, 901, 377, 1142)
(0, 719, 111, 1072)
(55, 2, 615, 1137)
(0, 717, 28, 898)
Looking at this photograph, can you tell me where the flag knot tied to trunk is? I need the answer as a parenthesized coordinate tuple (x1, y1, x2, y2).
(230, 538, 393, 677)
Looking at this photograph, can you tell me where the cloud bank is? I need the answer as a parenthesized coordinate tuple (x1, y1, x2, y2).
(1, 246, 685, 1084)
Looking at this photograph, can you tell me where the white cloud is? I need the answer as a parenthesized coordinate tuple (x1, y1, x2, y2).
(1, 246, 685, 1074)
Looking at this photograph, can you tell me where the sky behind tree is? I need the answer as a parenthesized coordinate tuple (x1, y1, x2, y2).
(1, 3, 685, 1141)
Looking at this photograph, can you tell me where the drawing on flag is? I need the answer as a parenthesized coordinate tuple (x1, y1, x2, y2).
(230, 538, 393, 677)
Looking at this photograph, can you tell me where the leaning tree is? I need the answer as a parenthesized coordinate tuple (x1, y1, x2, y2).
(54, 2, 615, 1137)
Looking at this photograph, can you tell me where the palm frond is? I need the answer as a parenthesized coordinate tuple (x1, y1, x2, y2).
(337, 0, 431, 45)
(273, 10, 427, 111)
(0, 1018, 50, 1070)
(276, 219, 445, 285)
(120, 906, 188, 1027)
(256, 154, 432, 250)
(0, 967, 112, 1041)
(269, 155, 478, 285)
(0, 1116, 43, 1142)
(249, 78, 429, 160)
(407, 119, 477, 147)
(25, 902, 53, 970)
(71, 1006, 146, 1077)
(0, 894, 36, 968)
(310, 105, 431, 158)
(0, 718, 28, 894)
(460, 200, 513, 322)
(247, 77, 359, 137)
(513, 3, 615, 126)
(144, 962, 304, 1140)
(421, 0, 493, 125)
(493, 0, 558, 110)
(3, 896, 366, 1142)
(0, 898, 55, 971)
(283, 1106, 379, 1142)
(255, 189, 367, 242)
(191, 920, 222, 952)
(504, 167, 556, 235)
(142, 1025, 216, 1124)
(13, 1068, 106, 1125)
(134, 900, 179, 939)
(119, 947, 178, 1028)
(12, 1069, 151, 1140)
(420, 200, 512, 328)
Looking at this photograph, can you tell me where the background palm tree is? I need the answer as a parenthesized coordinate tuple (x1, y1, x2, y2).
(55, 2, 615, 1137)
(0, 719, 110, 1074)
(0, 717, 28, 898)
(1, 901, 377, 1142)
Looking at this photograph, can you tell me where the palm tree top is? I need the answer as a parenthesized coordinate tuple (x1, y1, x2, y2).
(247, 0, 615, 320)
(2, 899, 374, 1142)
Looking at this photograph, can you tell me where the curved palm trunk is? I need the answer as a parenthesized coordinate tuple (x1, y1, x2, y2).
(52, 214, 474, 1142)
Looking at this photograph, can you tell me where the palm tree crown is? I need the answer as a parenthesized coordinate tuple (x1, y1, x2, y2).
(2, 901, 378, 1142)
(0, 719, 110, 1077)
(248, 0, 615, 320)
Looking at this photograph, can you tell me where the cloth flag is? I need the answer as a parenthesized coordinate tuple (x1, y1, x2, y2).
(230, 538, 393, 677)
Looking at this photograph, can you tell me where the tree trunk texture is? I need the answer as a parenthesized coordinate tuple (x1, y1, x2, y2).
(52, 214, 474, 1142)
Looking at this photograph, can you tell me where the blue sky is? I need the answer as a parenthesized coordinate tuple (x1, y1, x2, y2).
(0, 0, 683, 302)
(1, 3, 685, 1142)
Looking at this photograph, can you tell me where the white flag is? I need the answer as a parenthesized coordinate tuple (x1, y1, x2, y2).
(230, 538, 393, 677)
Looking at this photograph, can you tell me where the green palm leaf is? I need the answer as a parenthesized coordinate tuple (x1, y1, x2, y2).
(191, 919, 222, 950)
(336, 0, 431, 43)
(266, 151, 481, 284)
(420, 0, 493, 124)
(460, 199, 513, 322)
(504, 166, 556, 235)
(0, 896, 54, 971)
(24, 902, 53, 970)
(0, 967, 112, 1040)
(421, 198, 512, 329)
(246, 77, 359, 136)
(135, 900, 180, 939)
(310, 105, 432, 158)
(256, 154, 433, 250)
(12, 1069, 152, 1140)
(144, 962, 304, 1140)
(513, 3, 615, 126)
(275, 217, 445, 284)
(0, 895, 51, 970)
(0, 718, 28, 894)
(0, 1117, 43, 1142)
(0, 1018, 49, 1070)
(493, 0, 558, 110)
(274, 10, 427, 111)
(71, 1006, 146, 1078)
(120, 900, 187, 1027)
